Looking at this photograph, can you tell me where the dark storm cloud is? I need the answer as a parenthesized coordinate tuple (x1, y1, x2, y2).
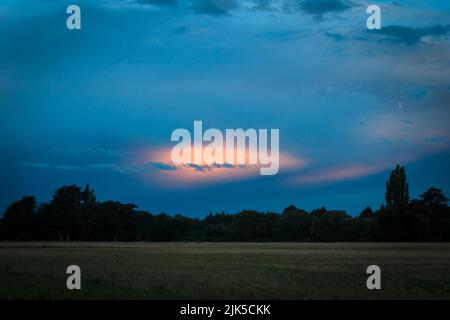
(299, 0, 353, 18)
(369, 25, 450, 45)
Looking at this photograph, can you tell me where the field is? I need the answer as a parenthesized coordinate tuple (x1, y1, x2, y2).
(0, 242, 450, 299)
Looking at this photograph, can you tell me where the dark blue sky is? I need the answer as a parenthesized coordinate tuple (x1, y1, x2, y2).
(1, 0, 449, 216)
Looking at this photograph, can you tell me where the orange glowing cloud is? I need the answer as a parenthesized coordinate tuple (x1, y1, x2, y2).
(133, 146, 305, 188)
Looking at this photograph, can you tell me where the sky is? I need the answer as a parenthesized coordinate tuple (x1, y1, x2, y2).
(0, 0, 449, 217)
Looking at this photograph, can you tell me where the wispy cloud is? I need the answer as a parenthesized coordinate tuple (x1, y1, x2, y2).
(255, 29, 306, 41)
(145, 161, 245, 172)
(299, 0, 353, 18)
(286, 163, 389, 186)
(424, 136, 450, 145)
(368, 24, 450, 45)
(18, 161, 136, 174)
(134, 0, 178, 6)
(145, 161, 178, 171)
(132, 0, 238, 16)
(324, 31, 347, 41)
(191, 0, 238, 16)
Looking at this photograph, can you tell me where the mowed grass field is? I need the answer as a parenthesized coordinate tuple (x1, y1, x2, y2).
(0, 242, 450, 299)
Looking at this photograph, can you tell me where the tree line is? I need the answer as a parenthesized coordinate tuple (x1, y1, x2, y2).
(0, 165, 449, 242)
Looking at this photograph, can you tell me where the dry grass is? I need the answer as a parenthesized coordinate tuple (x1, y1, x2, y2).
(1, 242, 450, 299)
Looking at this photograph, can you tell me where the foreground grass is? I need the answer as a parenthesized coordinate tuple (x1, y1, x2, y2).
(0, 242, 450, 299)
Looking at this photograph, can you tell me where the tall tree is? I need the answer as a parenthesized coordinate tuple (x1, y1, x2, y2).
(385, 164, 410, 211)
(82, 184, 96, 207)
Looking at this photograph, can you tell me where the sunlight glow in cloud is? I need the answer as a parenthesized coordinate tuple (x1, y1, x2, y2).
(136, 146, 305, 187)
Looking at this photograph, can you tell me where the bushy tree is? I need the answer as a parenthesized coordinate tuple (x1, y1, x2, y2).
(272, 205, 311, 241)
(359, 206, 375, 218)
(2, 196, 37, 240)
(416, 188, 450, 241)
(419, 188, 448, 208)
(230, 210, 272, 241)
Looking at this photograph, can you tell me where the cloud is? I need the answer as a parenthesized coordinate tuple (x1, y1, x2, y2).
(299, 0, 352, 18)
(137, 146, 305, 187)
(134, 0, 178, 7)
(424, 136, 450, 145)
(324, 31, 347, 41)
(246, 0, 282, 12)
(145, 161, 178, 171)
(172, 25, 189, 35)
(192, 0, 238, 16)
(255, 30, 306, 41)
(18, 162, 56, 170)
(212, 162, 237, 169)
(50, 147, 128, 158)
(183, 162, 244, 172)
(286, 164, 387, 186)
(132, 0, 239, 16)
(18, 161, 135, 174)
(145, 160, 242, 172)
(185, 163, 211, 172)
(368, 24, 450, 45)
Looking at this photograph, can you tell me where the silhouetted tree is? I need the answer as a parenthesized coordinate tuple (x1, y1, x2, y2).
(359, 206, 375, 218)
(419, 188, 448, 208)
(82, 184, 96, 207)
(310, 209, 351, 241)
(416, 188, 450, 241)
(1, 173, 449, 242)
(142, 213, 176, 241)
(2, 196, 37, 240)
(202, 212, 232, 241)
(385, 164, 410, 211)
(273, 205, 311, 241)
(49, 185, 83, 240)
(173, 214, 201, 241)
(230, 211, 272, 241)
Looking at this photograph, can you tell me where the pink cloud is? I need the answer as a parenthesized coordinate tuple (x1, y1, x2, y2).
(286, 156, 419, 186)
(290, 165, 383, 185)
